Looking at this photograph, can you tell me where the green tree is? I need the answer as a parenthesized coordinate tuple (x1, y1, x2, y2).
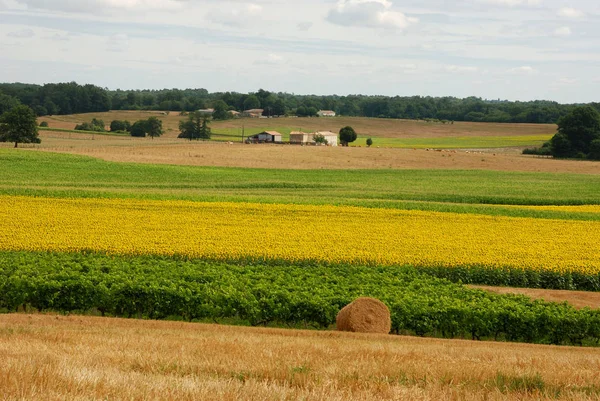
(130, 120, 149, 137)
(366, 138, 373, 147)
(339, 126, 357, 146)
(589, 139, 600, 161)
(110, 120, 131, 132)
(146, 117, 163, 139)
(212, 100, 231, 120)
(550, 106, 600, 158)
(178, 112, 211, 140)
(0, 105, 40, 148)
(0, 93, 20, 115)
(243, 95, 261, 110)
(313, 133, 328, 145)
(75, 118, 105, 132)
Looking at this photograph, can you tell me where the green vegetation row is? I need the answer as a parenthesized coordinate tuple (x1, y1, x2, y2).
(1, 251, 598, 346)
(2, 151, 600, 217)
(2, 81, 598, 123)
(418, 265, 600, 292)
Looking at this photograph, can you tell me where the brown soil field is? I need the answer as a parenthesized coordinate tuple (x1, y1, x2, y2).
(11, 132, 600, 174)
(472, 286, 600, 309)
(2, 314, 600, 401)
(38, 111, 556, 139)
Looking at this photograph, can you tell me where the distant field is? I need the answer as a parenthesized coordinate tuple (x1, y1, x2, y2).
(38, 111, 556, 147)
(2, 151, 600, 213)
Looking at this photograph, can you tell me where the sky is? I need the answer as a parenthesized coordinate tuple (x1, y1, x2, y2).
(0, 0, 599, 103)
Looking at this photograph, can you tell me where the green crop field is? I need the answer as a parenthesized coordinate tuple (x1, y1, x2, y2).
(2, 150, 600, 221)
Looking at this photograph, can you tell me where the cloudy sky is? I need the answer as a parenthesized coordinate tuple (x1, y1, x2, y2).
(0, 0, 598, 103)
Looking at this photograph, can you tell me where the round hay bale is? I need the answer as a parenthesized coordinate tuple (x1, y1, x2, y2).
(336, 297, 391, 334)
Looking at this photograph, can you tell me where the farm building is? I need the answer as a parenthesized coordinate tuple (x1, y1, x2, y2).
(246, 131, 282, 143)
(314, 131, 338, 146)
(197, 108, 214, 115)
(317, 110, 336, 117)
(289, 131, 312, 144)
(289, 131, 338, 146)
(242, 109, 264, 118)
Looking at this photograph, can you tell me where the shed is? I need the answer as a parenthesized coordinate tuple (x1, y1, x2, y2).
(242, 109, 264, 118)
(246, 131, 282, 143)
(289, 131, 312, 144)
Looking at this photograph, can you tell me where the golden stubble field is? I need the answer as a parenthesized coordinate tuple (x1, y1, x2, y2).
(2, 314, 600, 401)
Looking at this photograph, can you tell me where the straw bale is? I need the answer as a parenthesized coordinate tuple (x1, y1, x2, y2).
(336, 297, 391, 334)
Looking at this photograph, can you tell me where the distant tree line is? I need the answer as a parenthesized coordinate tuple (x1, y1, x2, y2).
(2, 82, 600, 124)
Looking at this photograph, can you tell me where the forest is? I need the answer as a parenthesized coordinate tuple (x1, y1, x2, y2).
(1, 82, 599, 124)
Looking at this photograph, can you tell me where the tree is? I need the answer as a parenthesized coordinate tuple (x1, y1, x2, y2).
(146, 117, 163, 139)
(0, 105, 40, 148)
(550, 106, 600, 159)
(339, 126, 357, 146)
(589, 139, 600, 161)
(366, 138, 373, 147)
(178, 112, 211, 140)
(130, 120, 149, 137)
(313, 133, 328, 145)
(75, 118, 105, 132)
(212, 100, 231, 120)
(0, 93, 20, 115)
(243, 95, 261, 111)
(110, 120, 131, 132)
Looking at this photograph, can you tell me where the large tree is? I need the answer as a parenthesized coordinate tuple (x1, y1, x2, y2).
(339, 126, 357, 147)
(212, 100, 231, 120)
(146, 117, 163, 139)
(0, 105, 40, 148)
(178, 112, 211, 140)
(550, 106, 600, 159)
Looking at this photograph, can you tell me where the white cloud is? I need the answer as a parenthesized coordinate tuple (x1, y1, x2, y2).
(327, 0, 418, 30)
(557, 78, 578, 85)
(554, 26, 571, 37)
(14, 0, 184, 13)
(106, 33, 129, 52)
(297, 22, 313, 32)
(507, 66, 537, 74)
(483, 0, 541, 6)
(254, 53, 285, 65)
(557, 7, 584, 18)
(445, 65, 478, 73)
(210, 4, 263, 27)
(7, 28, 35, 38)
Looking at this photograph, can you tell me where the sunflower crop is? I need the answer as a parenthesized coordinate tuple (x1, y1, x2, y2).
(1, 196, 599, 274)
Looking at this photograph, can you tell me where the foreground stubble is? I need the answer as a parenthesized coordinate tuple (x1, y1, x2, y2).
(1, 314, 600, 400)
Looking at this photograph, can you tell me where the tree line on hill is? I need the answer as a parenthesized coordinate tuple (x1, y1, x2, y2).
(2, 82, 600, 124)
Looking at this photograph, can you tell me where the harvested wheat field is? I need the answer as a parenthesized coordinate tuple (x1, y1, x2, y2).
(15, 133, 599, 174)
(2, 314, 600, 401)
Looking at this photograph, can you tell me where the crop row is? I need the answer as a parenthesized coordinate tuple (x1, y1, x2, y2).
(1, 251, 599, 346)
(1, 196, 600, 284)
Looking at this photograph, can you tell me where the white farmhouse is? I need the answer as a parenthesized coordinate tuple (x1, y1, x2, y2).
(317, 110, 336, 117)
